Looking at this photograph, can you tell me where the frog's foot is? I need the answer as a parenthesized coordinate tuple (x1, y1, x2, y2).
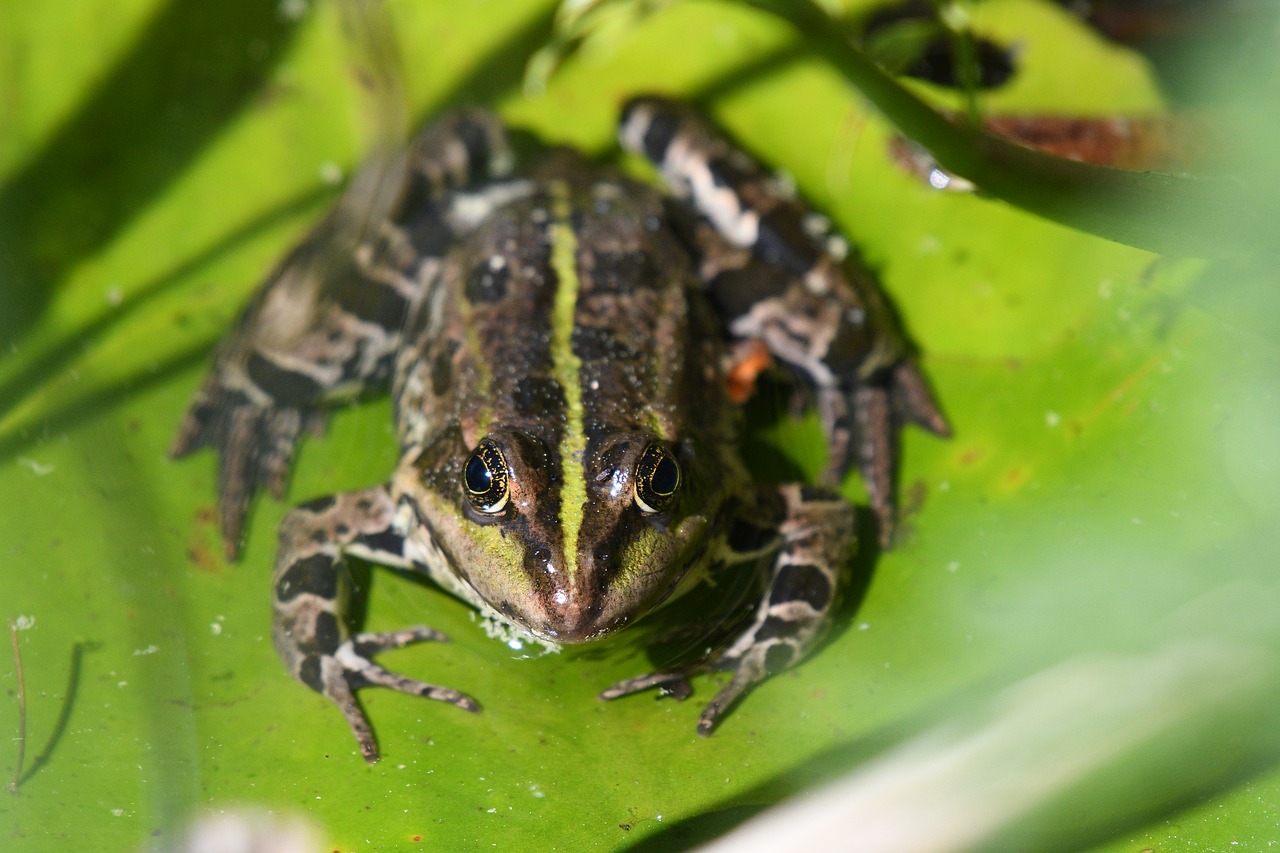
(604, 484, 854, 734)
(600, 670, 695, 704)
(597, 643, 789, 737)
(818, 360, 950, 547)
(171, 383, 324, 559)
(317, 626, 480, 764)
(273, 487, 480, 762)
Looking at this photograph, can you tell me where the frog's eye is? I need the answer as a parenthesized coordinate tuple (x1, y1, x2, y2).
(633, 443, 681, 515)
(463, 440, 510, 514)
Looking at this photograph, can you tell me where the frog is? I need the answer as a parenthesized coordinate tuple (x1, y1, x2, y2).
(171, 97, 948, 763)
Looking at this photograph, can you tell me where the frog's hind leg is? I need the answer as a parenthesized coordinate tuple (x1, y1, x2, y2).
(619, 97, 948, 546)
(273, 486, 479, 763)
(603, 485, 853, 735)
(172, 110, 512, 559)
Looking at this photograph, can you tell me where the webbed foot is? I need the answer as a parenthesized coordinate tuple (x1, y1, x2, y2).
(603, 485, 855, 735)
(171, 381, 324, 559)
(600, 660, 764, 736)
(317, 626, 480, 764)
(818, 360, 950, 547)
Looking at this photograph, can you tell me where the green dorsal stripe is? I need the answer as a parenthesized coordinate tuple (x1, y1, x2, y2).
(548, 182, 586, 577)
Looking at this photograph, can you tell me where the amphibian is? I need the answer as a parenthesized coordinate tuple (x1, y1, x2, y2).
(172, 98, 947, 762)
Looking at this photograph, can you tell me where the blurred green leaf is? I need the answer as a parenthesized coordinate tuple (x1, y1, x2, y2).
(1, 1, 1278, 850)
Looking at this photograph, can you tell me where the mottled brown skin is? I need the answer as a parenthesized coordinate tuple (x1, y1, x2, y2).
(173, 98, 946, 761)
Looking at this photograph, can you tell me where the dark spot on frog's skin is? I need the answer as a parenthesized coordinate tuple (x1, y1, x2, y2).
(572, 325, 642, 365)
(298, 655, 324, 692)
(247, 352, 323, 403)
(728, 517, 776, 554)
(512, 375, 565, 419)
(360, 530, 405, 559)
(394, 171, 432, 223)
(771, 563, 832, 610)
(824, 322, 874, 376)
(764, 642, 797, 675)
(404, 208, 456, 257)
(756, 208, 819, 276)
(705, 151, 756, 195)
(431, 339, 460, 397)
(310, 611, 342, 655)
(587, 250, 652, 295)
(465, 257, 510, 303)
(628, 101, 678, 165)
(706, 263, 791, 323)
(334, 273, 410, 329)
(454, 116, 497, 174)
(752, 615, 794, 643)
(276, 554, 340, 602)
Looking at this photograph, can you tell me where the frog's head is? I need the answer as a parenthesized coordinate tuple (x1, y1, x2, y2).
(404, 427, 721, 644)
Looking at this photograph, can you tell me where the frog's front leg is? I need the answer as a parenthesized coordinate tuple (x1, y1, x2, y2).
(273, 485, 479, 763)
(602, 485, 854, 734)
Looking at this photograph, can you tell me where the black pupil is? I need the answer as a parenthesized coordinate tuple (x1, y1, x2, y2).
(650, 455, 678, 495)
(465, 453, 492, 493)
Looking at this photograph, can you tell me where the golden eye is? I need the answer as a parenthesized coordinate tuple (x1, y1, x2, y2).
(463, 440, 509, 514)
(634, 443, 681, 515)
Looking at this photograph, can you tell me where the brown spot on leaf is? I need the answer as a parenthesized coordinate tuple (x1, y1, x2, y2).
(901, 479, 928, 517)
(187, 506, 223, 572)
(186, 542, 219, 574)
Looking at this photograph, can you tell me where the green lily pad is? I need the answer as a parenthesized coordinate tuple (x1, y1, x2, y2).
(3, 1, 1279, 850)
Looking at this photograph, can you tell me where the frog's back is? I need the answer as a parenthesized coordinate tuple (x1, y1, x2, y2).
(387, 161, 742, 644)
(394, 163, 733, 457)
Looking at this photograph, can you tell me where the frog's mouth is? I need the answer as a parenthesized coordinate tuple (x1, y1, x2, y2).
(495, 540, 702, 647)
(504, 594, 636, 646)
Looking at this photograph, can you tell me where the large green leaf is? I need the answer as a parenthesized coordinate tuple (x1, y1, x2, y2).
(3, 1, 1278, 850)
